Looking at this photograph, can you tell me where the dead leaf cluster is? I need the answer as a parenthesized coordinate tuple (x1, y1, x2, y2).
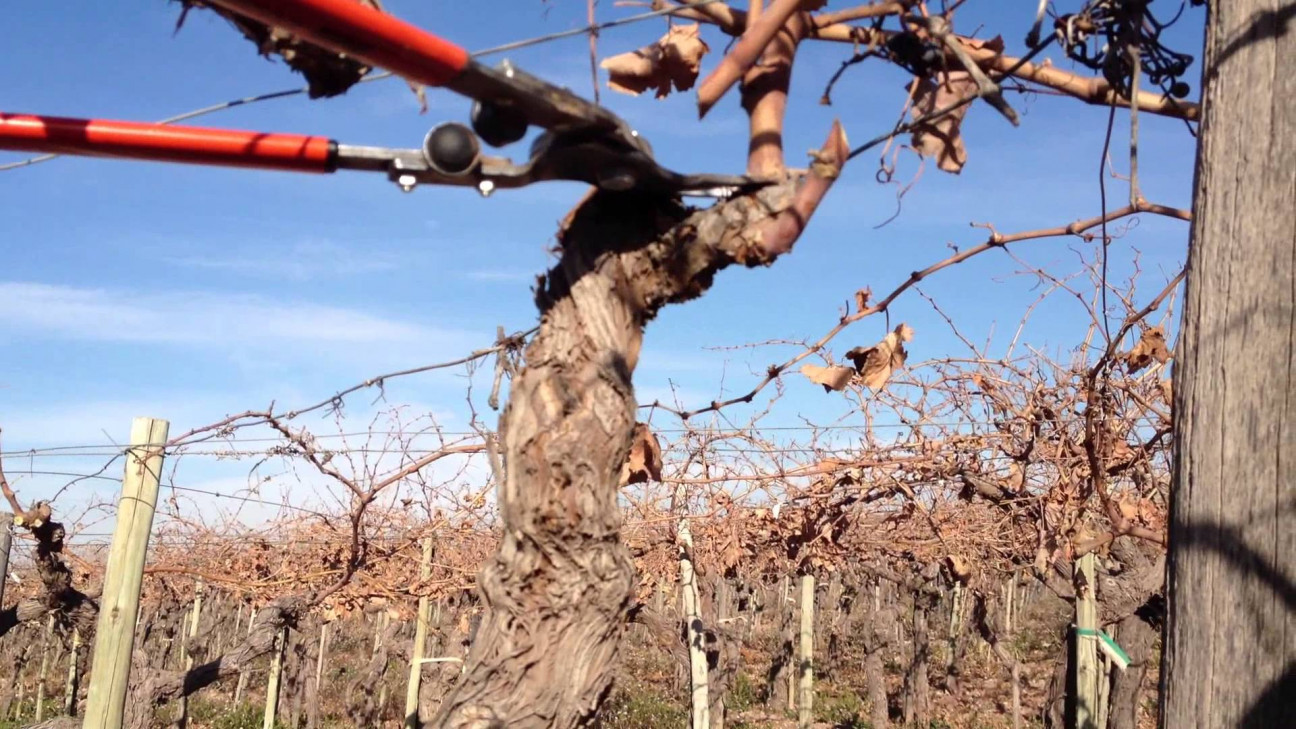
(601, 24, 710, 98)
(801, 323, 915, 392)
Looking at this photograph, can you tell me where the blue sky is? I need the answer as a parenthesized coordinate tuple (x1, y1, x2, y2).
(0, 2, 1203, 527)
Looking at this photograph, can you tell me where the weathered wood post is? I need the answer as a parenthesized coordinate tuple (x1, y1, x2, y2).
(947, 581, 963, 689)
(315, 621, 328, 695)
(234, 605, 257, 705)
(373, 610, 391, 717)
(35, 613, 54, 721)
(64, 629, 82, 716)
(678, 508, 709, 729)
(262, 625, 287, 729)
(786, 575, 797, 712)
(797, 573, 814, 729)
(306, 620, 329, 729)
(405, 536, 434, 729)
(0, 512, 12, 611)
(83, 416, 169, 729)
(1161, 3, 1296, 725)
(179, 578, 204, 728)
(1073, 553, 1099, 729)
(1003, 575, 1014, 633)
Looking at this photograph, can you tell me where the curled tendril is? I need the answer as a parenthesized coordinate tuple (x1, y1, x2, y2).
(1054, 0, 1197, 99)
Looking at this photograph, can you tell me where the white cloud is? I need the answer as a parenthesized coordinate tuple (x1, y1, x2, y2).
(0, 281, 454, 347)
(0, 396, 233, 449)
(163, 239, 399, 281)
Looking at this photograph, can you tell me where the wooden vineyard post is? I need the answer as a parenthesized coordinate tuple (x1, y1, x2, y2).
(83, 416, 169, 729)
(230, 600, 243, 655)
(0, 512, 11, 611)
(1161, 4, 1295, 724)
(405, 536, 434, 729)
(786, 576, 796, 712)
(64, 629, 82, 716)
(676, 496, 709, 729)
(263, 625, 287, 729)
(307, 620, 329, 729)
(374, 611, 391, 717)
(797, 573, 815, 729)
(35, 613, 54, 721)
(234, 606, 257, 705)
(1004, 575, 1014, 633)
(315, 621, 328, 695)
(179, 579, 204, 728)
(947, 581, 963, 685)
(1073, 553, 1099, 729)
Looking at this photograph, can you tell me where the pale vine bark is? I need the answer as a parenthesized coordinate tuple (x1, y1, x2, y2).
(121, 595, 311, 729)
(1161, 1, 1295, 726)
(429, 124, 848, 729)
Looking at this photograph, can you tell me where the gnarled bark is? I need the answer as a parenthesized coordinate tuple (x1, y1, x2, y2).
(431, 125, 848, 729)
(1108, 607, 1157, 729)
(902, 593, 932, 727)
(122, 595, 311, 729)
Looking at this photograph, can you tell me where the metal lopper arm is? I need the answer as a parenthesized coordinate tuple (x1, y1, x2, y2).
(0, 0, 772, 198)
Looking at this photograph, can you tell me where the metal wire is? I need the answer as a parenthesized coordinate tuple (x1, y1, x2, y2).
(1, 416, 1161, 456)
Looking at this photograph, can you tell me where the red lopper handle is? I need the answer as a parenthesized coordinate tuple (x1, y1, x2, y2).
(0, 113, 337, 173)
(204, 0, 472, 88)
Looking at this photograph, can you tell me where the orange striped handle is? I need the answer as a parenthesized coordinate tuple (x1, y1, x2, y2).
(0, 113, 337, 172)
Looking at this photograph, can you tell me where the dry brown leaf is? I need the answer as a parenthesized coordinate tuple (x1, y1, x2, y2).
(1008, 461, 1026, 491)
(1034, 545, 1050, 574)
(946, 554, 973, 582)
(1109, 437, 1135, 465)
(1117, 497, 1139, 521)
(1158, 377, 1173, 403)
(1123, 326, 1171, 373)
(846, 323, 915, 390)
(177, 0, 379, 98)
(855, 287, 872, 312)
(962, 35, 1006, 53)
(1137, 498, 1161, 525)
(620, 422, 663, 485)
(800, 363, 856, 392)
(601, 24, 710, 98)
(909, 71, 979, 173)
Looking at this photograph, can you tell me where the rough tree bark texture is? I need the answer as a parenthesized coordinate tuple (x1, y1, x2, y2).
(0, 517, 98, 640)
(1107, 609, 1156, 729)
(122, 595, 310, 729)
(903, 594, 931, 727)
(430, 124, 847, 729)
(765, 578, 796, 711)
(704, 575, 742, 729)
(865, 578, 896, 726)
(1161, 2, 1295, 727)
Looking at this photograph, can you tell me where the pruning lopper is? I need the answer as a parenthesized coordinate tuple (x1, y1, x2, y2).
(0, 0, 767, 199)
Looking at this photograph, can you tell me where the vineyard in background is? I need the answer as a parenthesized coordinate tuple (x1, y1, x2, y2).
(1, 256, 1178, 729)
(8, 0, 1265, 725)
